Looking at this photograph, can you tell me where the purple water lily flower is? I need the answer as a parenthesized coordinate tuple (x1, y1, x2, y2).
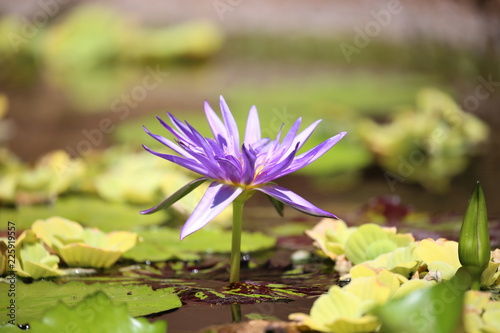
(142, 96, 346, 240)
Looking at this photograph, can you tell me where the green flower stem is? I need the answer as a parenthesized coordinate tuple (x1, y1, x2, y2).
(471, 280, 481, 291)
(231, 304, 242, 323)
(230, 192, 251, 284)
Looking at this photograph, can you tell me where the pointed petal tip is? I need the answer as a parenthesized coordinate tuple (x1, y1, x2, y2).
(180, 224, 199, 240)
(180, 228, 190, 240)
(139, 206, 155, 215)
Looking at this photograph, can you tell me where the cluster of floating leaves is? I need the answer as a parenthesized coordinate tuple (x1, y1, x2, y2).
(0, 146, 233, 230)
(0, 290, 173, 333)
(293, 219, 500, 332)
(0, 217, 139, 279)
(359, 88, 489, 192)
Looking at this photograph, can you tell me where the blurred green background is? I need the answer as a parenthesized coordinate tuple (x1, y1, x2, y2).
(0, 0, 499, 223)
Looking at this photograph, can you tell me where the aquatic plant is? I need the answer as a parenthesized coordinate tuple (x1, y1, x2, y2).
(14, 230, 65, 279)
(31, 217, 139, 268)
(298, 182, 500, 333)
(141, 96, 346, 282)
(458, 181, 491, 290)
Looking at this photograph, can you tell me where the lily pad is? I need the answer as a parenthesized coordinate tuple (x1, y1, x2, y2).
(123, 227, 276, 262)
(1, 195, 167, 231)
(28, 291, 167, 333)
(0, 280, 181, 325)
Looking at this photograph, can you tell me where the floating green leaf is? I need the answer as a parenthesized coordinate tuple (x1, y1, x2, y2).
(14, 230, 65, 279)
(290, 270, 401, 332)
(1, 195, 167, 231)
(344, 224, 414, 265)
(359, 89, 489, 192)
(124, 227, 276, 262)
(31, 217, 139, 268)
(28, 291, 167, 333)
(0, 324, 19, 332)
(289, 286, 380, 332)
(0, 149, 85, 205)
(305, 219, 356, 260)
(358, 244, 421, 277)
(375, 268, 471, 333)
(0, 280, 181, 325)
(414, 239, 461, 280)
(464, 290, 500, 333)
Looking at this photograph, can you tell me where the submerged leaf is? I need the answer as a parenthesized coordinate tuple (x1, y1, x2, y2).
(29, 291, 167, 333)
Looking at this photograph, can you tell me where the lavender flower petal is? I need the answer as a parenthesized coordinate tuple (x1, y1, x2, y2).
(204, 100, 228, 145)
(256, 184, 337, 218)
(284, 119, 322, 156)
(219, 96, 240, 156)
(276, 132, 347, 178)
(143, 126, 191, 158)
(142, 145, 211, 176)
(244, 105, 261, 146)
(180, 182, 244, 239)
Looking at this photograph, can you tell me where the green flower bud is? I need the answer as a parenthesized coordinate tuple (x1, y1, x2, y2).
(458, 181, 491, 290)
